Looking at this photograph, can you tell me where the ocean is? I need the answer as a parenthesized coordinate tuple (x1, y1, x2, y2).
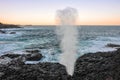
(0, 26, 120, 63)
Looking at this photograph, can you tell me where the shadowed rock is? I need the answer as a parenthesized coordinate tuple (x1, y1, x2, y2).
(25, 49, 43, 61)
(0, 61, 71, 80)
(106, 43, 120, 48)
(10, 32, 16, 34)
(0, 30, 6, 34)
(25, 52, 43, 61)
(26, 49, 39, 53)
(2, 49, 43, 61)
(0, 23, 20, 29)
(1, 54, 21, 59)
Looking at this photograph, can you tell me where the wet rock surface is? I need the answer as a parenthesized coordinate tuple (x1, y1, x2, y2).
(1, 54, 21, 59)
(0, 30, 6, 34)
(0, 61, 70, 80)
(106, 43, 120, 48)
(73, 48, 120, 80)
(1, 49, 43, 61)
(25, 49, 43, 61)
(25, 49, 39, 53)
(25, 52, 43, 61)
(9, 32, 16, 34)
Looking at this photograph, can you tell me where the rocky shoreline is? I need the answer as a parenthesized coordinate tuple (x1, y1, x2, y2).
(0, 23, 21, 34)
(0, 49, 70, 80)
(0, 23, 20, 29)
(73, 49, 120, 80)
(0, 44, 120, 80)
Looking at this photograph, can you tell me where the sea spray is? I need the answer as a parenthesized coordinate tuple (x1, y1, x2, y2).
(56, 7, 78, 75)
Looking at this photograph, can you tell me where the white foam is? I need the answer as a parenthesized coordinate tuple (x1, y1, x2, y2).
(78, 36, 120, 55)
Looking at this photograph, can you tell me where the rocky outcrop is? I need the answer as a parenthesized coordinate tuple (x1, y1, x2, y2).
(1, 49, 43, 61)
(25, 49, 43, 61)
(0, 50, 71, 80)
(0, 30, 6, 34)
(26, 49, 39, 53)
(25, 52, 43, 61)
(1, 47, 120, 80)
(0, 23, 20, 29)
(0, 57, 12, 65)
(9, 32, 16, 34)
(1, 54, 21, 59)
(73, 48, 120, 80)
(106, 43, 120, 48)
(0, 61, 70, 80)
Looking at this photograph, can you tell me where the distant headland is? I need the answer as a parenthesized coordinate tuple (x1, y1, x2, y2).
(0, 23, 20, 29)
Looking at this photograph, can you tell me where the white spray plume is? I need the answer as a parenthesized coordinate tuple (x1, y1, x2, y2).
(56, 7, 78, 75)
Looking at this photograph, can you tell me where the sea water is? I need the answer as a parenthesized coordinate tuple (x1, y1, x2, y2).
(0, 26, 120, 62)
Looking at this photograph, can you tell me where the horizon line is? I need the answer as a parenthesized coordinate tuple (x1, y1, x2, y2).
(1, 22, 120, 26)
(20, 24, 120, 26)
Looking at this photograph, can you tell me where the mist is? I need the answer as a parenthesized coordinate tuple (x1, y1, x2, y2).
(56, 7, 78, 75)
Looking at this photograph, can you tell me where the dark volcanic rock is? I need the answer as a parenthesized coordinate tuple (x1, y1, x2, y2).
(2, 50, 43, 61)
(26, 49, 39, 53)
(25, 49, 43, 61)
(106, 43, 120, 48)
(73, 49, 120, 80)
(0, 57, 12, 65)
(1, 47, 120, 80)
(0, 23, 20, 29)
(10, 32, 16, 34)
(1, 54, 21, 59)
(0, 30, 6, 34)
(0, 51, 71, 80)
(0, 62, 71, 80)
(25, 52, 43, 61)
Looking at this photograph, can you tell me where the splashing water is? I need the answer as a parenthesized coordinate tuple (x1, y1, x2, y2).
(56, 7, 78, 75)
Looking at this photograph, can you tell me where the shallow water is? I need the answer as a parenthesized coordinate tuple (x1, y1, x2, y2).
(0, 26, 120, 62)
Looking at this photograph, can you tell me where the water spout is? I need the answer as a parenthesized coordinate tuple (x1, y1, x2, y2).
(56, 7, 78, 75)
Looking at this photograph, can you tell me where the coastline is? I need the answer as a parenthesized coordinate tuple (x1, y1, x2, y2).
(0, 44, 120, 80)
(0, 25, 120, 79)
(0, 23, 20, 29)
(73, 48, 120, 80)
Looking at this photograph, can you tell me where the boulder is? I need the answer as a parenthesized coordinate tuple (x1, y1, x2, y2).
(10, 32, 16, 34)
(25, 49, 43, 61)
(26, 52, 43, 61)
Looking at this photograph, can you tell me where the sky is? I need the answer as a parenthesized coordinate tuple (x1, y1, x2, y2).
(0, 0, 120, 25)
